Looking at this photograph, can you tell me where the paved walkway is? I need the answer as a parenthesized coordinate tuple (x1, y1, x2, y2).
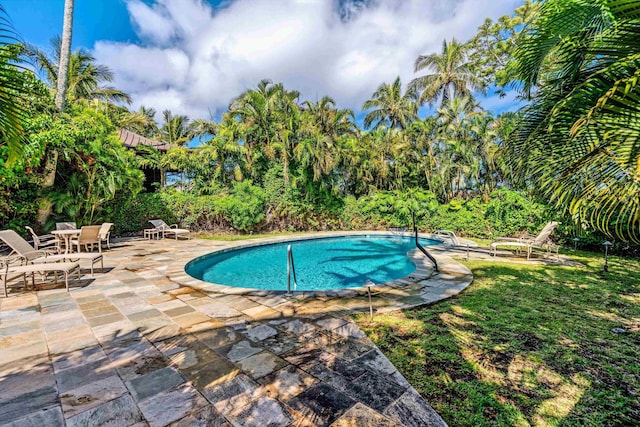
(0, 233, 472, 426)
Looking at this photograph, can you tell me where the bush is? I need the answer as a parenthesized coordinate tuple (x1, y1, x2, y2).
(218, 181, 265, 232)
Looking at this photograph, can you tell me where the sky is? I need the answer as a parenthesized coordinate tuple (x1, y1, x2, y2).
(5, 0, 524, 123)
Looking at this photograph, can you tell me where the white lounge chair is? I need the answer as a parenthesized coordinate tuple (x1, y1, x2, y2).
(490, 221, 560, 260)
(1, 255, 81, 296)
(0, 230, 103, 276)
(148, 219, 190, 240)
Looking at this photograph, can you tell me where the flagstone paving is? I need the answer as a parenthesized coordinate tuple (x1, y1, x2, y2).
(0, 232, 473, 426)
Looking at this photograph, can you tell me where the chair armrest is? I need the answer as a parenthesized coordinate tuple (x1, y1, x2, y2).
(0, 255, 27, 268)
(22, 250, 49, 260)
(169, 224, 179, 229)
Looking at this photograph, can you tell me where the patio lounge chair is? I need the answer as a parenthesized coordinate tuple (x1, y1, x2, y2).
(25, 226, 57, 250)
(490, 221, 560, 260)
(99, 223, 114, 250)
(148, 219, 191, 240)
(1, 255, 81, 297)
(70, 225, 102, 253)
(0, 230, 103, 276)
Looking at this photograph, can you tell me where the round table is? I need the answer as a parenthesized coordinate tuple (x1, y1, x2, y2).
(51, 229, 81, 254)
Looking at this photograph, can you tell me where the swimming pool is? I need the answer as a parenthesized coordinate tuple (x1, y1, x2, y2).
(185, 235, 440, 291)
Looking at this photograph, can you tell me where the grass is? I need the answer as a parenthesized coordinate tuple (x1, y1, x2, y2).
(355, 251, 640, 426)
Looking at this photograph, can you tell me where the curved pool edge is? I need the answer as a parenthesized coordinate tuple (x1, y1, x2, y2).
(164, 231, 473, 311)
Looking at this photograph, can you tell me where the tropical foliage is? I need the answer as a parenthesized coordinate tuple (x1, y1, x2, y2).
(507, 0, 640, 242)
(3, 0, 640, 250)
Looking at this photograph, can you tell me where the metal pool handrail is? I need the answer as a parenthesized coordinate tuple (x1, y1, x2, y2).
(411, 211, 439, 272)
(286, 245, 299, 295)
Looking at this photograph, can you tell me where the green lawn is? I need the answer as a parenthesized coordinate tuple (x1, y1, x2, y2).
(355, 252, 640, 426)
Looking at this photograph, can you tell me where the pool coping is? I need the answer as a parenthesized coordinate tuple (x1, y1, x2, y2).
(181, 232, 441, 297)
(168, 231, 441, 298)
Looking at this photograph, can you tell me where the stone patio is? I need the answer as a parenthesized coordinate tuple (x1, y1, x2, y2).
(0, 232, 473, 426)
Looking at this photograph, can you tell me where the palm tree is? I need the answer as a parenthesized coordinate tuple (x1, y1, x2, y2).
(508, 0, 640, 242)
(55, 0, 73, 111)
(362, 76, 417, 130)
(33, 37, 131, 104)
(0, 7, 30, 163)
(160, 110, 192, 146)
(121, 106, 159, 138)
(409, 38, 485, 106)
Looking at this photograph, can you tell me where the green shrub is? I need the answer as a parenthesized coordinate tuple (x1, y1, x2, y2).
(218, 181, 265, 232)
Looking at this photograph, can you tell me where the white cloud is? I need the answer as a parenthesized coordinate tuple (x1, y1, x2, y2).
(93, 0, 522, 120)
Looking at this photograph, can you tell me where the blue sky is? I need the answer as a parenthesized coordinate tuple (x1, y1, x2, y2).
(5, 0, 138, 49)
(5, 0, 523, 124)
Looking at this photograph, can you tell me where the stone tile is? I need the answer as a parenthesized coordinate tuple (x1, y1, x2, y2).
(344, 371, 407, 412)
(0, 360, 55, 402)
(226, 396, 293, 427)
(333, 322, 366, 339)
(330, 402, 400, 427)
(47, 335, 99, 355)
(86, 312, 126, 327)
(241, 305, 280, 320)
(288, 383, 355, 426)
(182, 357, 240, 390)
(55, 358, 117, 394)
(163, 305, 195, 317)
(221, 340, 262, 362)
(60, 375, 128, 418)
(354, 350, 398, 376)
(245, 324, 278, 342)
(172, 311, 211, 328)
(126, 367, 185, 402)
(199, 303, 243, 319)
(169, 341, 217, 370)
(280, 319, 315, 336)
(115, 349, 169, 382)
(201, 374, 263, 415)
(237, 351, 288, 379)
(0, 341, 48, 364)
(137, 383, 208, 427)
(258, 365, 317, 400)
(52, 345, 108, 373)
(169, 405, 231, 427)
(4, 407, 62, 426)
(155, 335, 197, 357)
(315, 316, 348, 331)
(318, 334, 373, 361)
(383, 388, 447, 427)
(0, 384, 59, 424)
(65, 394, 144, 427)
(127, 308, 164, 322)
(195, 327, 242, 350)
(81, 305, 120, 318)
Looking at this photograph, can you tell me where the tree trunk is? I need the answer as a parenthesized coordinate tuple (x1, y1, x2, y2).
(55, 0, 74, 111)
(40, 0, 73, 225)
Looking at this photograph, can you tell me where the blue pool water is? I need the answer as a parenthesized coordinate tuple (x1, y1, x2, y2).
(185, 235, 440, 291)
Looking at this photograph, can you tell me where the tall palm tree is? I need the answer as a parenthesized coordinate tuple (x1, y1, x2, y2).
(362, 76, 417, 130)
(55, 0, 73, 111)
(508, 0, 640, 242)
(33, 37, 131, 104)
(409, 38, 485, 106)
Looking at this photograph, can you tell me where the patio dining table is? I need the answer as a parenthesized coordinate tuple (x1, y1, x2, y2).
(51, 229, 81, 254)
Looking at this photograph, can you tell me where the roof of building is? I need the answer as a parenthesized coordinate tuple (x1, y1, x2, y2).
(118, 129, 172, 152)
